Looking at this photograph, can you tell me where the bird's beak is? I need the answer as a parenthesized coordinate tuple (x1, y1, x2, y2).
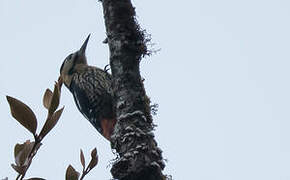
(79, 34, 91, 54)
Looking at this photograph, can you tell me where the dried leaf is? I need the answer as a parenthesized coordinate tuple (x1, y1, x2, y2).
(48, 83, 60, 115)
(43, 89, 53, 109)
(6, 96, 37, 135)
(25, 178, 46, 180)
(14, 143, 25, 165)
(88, 148, 98, 170)
(11, 164, 25, 175)
(39, 107, 64, 140)
(15, 150, 23, 167)
(91, 148, 97, 159)
(80, 149, 85, 170)
(14, 142, 31, 166)
(18, 141, 34, 166)
(58, 76, 63, 89)
(65, 165, 79, 180)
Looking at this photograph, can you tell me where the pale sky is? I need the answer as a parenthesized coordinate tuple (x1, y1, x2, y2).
(1, 0, 290, 179)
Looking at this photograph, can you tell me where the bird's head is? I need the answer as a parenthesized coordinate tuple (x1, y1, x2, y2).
(60, 34, 90, 88)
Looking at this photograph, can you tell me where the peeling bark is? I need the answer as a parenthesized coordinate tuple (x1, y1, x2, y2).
(101, 0, 165, 179)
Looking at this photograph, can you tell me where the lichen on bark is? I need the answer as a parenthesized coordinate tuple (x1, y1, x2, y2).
(100, 0, 165, 179)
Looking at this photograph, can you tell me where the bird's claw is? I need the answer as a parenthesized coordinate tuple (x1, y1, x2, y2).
(104, 64, 110, 72)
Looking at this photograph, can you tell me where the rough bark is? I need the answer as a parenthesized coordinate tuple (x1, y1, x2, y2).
(101, 0, 165, 180)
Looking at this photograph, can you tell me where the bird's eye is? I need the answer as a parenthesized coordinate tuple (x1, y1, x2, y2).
(68, 54, 73, 59)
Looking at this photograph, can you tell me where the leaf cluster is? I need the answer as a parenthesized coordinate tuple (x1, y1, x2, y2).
(6, 77, 99, 180)
(65, 148, 99, 180)
(7, 78, 64, 180)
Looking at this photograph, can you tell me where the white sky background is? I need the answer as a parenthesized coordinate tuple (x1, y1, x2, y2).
(1, 0, 290, 179)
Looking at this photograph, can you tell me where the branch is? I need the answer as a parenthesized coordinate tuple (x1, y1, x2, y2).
(101, 0, 165, 180)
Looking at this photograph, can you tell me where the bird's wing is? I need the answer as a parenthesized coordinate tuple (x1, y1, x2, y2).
(70, 75, 103, 133)
(69, 67, 114, 131)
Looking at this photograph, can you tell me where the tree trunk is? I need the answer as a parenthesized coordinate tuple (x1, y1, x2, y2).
(101, 0, 165, 180)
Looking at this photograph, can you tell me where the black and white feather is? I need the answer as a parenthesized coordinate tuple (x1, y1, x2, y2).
(69, 66, 114, 134)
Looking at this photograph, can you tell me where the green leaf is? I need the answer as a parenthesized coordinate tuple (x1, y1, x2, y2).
(6, 96, 37, 135)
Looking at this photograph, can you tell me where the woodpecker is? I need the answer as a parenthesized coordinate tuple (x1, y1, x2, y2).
(60, 35, 116, 141)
